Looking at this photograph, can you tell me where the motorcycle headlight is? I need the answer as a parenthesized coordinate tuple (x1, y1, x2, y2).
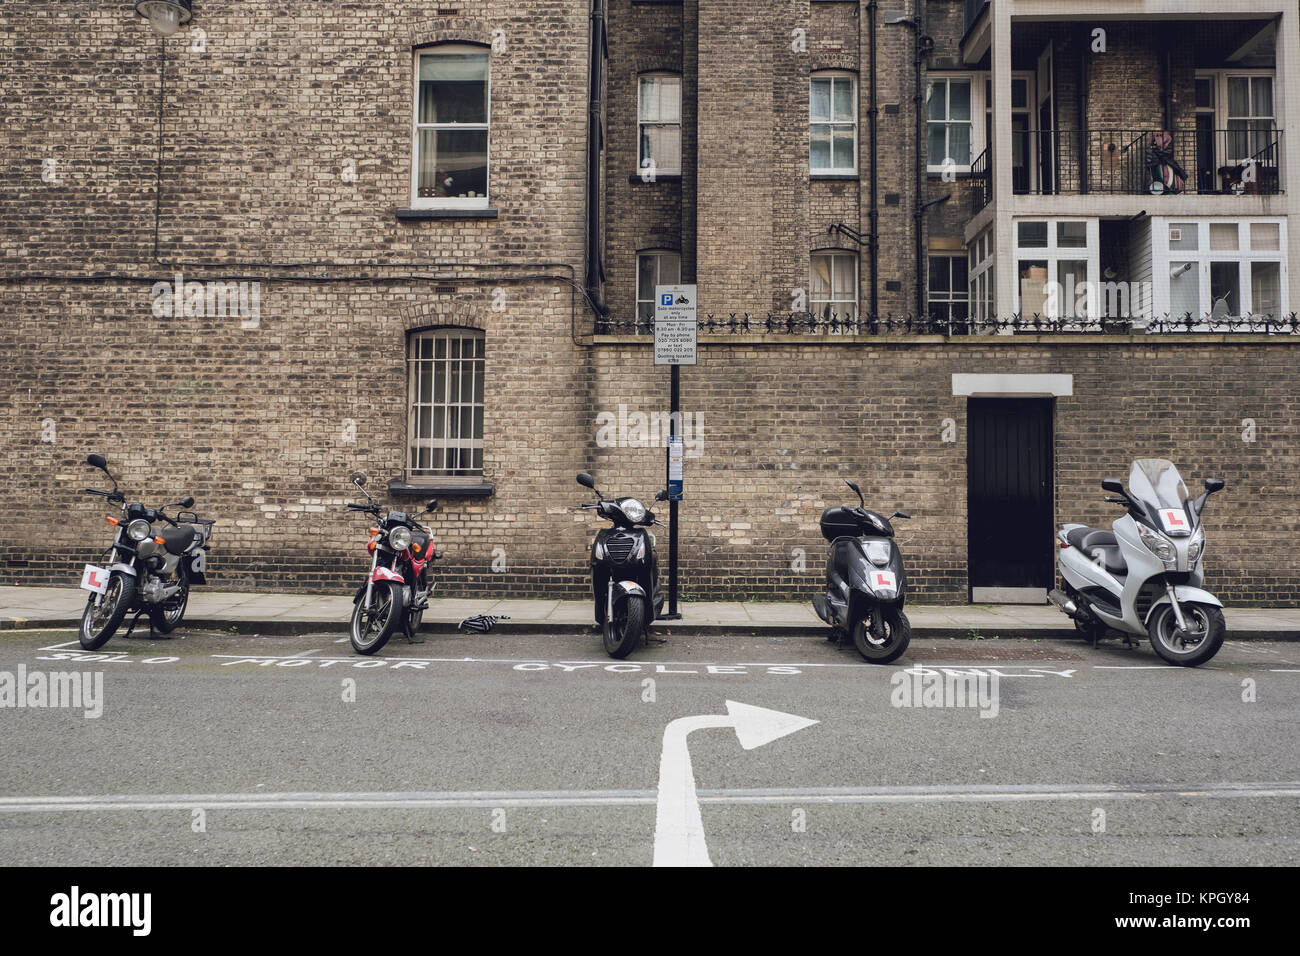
(388, 526, 412, 552)
(1187, 526, 1205, 564)
(622, 499, 647, 523)
(1136, 522, 1176, 565)
(127, 519, 152, 542)
(864, 540, 892, 568)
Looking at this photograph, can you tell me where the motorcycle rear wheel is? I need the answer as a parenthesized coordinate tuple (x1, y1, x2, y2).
(350, 582, 402, 656)
(852, 608, 911, 664)
(80, 572, 134, 650)
(603, 595, 645, 659)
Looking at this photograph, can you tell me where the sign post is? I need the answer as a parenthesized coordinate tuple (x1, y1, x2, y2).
(654, 284, 696, 620)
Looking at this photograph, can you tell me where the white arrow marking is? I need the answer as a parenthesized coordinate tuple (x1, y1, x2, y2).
(653, 700, 818, 867)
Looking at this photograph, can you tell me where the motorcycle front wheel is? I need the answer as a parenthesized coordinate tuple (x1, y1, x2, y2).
(80, 572, 135, 650)
(852, 608, 911, 664)
(603, 595, 645, 659)
(1147, 602, 1225, 667)
(350, 582, 402, 656)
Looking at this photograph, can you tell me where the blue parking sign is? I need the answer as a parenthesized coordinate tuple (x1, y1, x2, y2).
(660, 293, 673, 306)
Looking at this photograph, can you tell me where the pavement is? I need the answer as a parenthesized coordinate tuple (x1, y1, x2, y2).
(2, 585, 1298, 639)
(1, 626, 1297, 866)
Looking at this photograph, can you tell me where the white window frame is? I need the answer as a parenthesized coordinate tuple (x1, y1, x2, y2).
(1151, 218, 1288, 326)
(968, 228, 995, 324)
(983, 71, 1035, 190)
(406, 328, 486, 482)
(411, 45, 491, 210)
(926, 73, 981, 174)
(810, 250, 859, 320)
(1011, 219, 1100, 321)
(636, 250, 682, 324)
(638, 73, 682, 177)
(809, 72, 858, 175)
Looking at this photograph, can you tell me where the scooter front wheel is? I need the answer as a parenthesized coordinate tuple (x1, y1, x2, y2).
(853, 608, 910, 664)
(350, 582, 402, 656)
(604, 595, 645, 659)
(1147, 602, 1225, 667)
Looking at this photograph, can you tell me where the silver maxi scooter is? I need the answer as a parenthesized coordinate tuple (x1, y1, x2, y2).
(1050, 458, 1226, 667)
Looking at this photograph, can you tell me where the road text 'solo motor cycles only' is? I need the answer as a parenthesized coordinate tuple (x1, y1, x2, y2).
(812, 479, 913, 663)
(79, 454, 214, 649)
(1051, 458, 1226, 667)
(345, 471, 441, 655)
(577, 472, 666, 659)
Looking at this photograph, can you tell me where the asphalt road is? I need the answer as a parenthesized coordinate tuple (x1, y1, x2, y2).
(1, 626, 1297, 866)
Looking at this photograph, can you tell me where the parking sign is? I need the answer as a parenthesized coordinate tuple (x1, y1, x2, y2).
(654, 285, 697, 365)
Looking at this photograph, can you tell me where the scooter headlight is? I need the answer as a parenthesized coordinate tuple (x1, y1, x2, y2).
(621, 499, 647, 524)
(127, 519, 152, 542)
(863, 540, 892, 568)
(1187, 526, 1205, 564)
(1136, 522, 1176, 565)
(388, 526, 412, 552)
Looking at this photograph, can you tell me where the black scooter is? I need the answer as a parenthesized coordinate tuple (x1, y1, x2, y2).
(577, 472, 666, 658)
(811, 479, 912, 663)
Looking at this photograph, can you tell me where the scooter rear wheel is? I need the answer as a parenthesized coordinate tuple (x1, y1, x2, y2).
(853, 609, 910, 664)
(1147, 602, 1225, 667)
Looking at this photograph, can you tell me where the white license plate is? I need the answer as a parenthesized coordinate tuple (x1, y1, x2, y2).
(80, 564, 110, 594)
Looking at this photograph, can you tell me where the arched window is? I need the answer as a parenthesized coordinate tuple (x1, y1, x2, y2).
(810, 250, 858, 321)
(413, 44, 490, 208)
(810, 71, 857, 174)
(638, 73, 682, 176)
(407, 328, 485, 481)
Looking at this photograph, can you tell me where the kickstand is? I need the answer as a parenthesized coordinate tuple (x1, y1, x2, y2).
(122, 609, 152, 641)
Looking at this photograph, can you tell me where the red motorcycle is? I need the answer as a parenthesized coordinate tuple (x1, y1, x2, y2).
(345, 471, 440, 655)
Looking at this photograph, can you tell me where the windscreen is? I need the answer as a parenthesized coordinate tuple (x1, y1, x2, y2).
(1128, 459, 1194, 533)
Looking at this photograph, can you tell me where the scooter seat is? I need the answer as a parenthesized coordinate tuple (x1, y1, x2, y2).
(1065, 527, 1125, 575)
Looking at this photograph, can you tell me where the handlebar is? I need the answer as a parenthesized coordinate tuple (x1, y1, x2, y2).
(347, 503, 381, 514)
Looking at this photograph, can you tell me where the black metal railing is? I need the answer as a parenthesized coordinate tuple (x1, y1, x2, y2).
(1012, 128, 1283, 197)
(970, 146, 991, 213)
(595, 311, 1300, 336)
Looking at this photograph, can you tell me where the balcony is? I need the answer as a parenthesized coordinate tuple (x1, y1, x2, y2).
(971, 127, 1283, 213)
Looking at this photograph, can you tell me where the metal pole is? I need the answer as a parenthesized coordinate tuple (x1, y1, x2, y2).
(665, 362, 681, 619)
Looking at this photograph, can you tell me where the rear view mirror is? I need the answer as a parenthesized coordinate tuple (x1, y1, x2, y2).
(350, 471, 367, 486)
(654, 489, 668, 502)
(577, 472, 595, 489)
(426, 499, 438, 513)
(1101, 478, 1124, 494)
(890, 510, 911, 520)
(87, 454, 107, 470)
(178, 496, 195, 509)
(1204, 478, 1224, 494)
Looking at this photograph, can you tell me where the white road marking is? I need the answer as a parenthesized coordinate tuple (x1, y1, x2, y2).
(654, 701, 818, 867)
(0, 781, 1295, 814)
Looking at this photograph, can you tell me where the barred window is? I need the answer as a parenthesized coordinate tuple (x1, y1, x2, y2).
(407, 329, 485, 480)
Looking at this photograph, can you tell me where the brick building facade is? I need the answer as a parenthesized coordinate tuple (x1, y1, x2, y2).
(2, 1, 1298, 605)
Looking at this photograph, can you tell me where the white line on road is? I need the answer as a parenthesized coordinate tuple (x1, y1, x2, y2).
(1, 781, 1296, 814)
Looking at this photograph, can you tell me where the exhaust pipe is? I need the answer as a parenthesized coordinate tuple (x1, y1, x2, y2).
(1048, 589, 1079, 617)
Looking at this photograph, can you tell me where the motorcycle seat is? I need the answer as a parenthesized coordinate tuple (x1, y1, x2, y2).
(160, 525, 200, 555)
(1065, 527, 1125, 575)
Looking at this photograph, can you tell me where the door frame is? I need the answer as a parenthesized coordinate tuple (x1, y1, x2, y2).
(955, 374, 1072, 604)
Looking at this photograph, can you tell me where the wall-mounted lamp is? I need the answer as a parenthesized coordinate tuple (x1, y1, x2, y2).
(135, 0, 192, 37)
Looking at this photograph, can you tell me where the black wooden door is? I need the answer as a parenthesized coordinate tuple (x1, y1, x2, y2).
(967, 398, 1054, 594)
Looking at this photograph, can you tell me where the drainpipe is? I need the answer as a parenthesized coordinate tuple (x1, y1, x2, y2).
(585, 0, 610, 319)
(866, 1, 879, 319)
(913, 0, 931, 319)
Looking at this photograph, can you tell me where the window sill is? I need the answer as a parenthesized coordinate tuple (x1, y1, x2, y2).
(811, 173, 860, 181)
(926, 170, 973, 179)
(396, 207, 498, 220)
(388, 481, 495, 498)
(628, 173, 683, 183)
